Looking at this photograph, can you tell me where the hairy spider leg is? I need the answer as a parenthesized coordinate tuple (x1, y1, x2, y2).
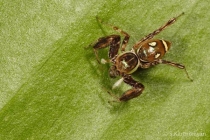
(118, 75, 145, 102)
(157, 59, 193, 81)
(96, 16, 130, 52)
(93, 35, 121, 63)
(119, 75, 145, 101)
(133, 12, 184, 49)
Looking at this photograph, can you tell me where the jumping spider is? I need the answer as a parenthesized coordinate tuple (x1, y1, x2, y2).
(88, 12, 192, 102)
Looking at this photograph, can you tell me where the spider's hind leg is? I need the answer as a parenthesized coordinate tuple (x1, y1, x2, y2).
(133, 12, 184, 49)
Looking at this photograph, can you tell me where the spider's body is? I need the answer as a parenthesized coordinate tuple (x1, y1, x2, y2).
(89, 13, 192, 102)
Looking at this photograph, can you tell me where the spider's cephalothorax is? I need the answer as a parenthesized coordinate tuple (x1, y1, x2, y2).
(89, 12, 192, 102)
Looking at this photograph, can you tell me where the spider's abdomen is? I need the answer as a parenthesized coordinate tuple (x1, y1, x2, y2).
(137, 39, 171, 62)
(115, 52, 139, 74)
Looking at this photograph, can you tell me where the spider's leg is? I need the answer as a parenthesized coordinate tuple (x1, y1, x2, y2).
(157, 59, 193, 81)
(117, 75, 145, 102)
(92, 35, 121, 63)
(96, 16, 130, 52)
(133, 12, 184, 49)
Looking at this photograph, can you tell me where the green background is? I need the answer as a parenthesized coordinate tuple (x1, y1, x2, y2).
(0, 0, 209, 139)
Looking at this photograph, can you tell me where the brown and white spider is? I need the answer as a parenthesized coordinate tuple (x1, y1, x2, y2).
(88, 12, 192, 102)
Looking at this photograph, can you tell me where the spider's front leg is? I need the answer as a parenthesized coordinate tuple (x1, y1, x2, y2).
(91, 17, 131, 63)
(111, 75, 145, 102)
(96, 16, 130, 52)
(92, 35, 121, 63)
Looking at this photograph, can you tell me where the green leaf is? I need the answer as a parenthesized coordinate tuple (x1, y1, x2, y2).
(1, 0, 210, 139)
